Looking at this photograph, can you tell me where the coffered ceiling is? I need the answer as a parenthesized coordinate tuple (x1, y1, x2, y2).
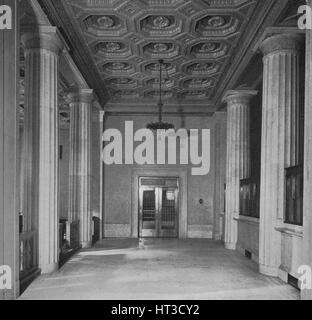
(38, 0, 293, 114)
(64, 0, 258, 111)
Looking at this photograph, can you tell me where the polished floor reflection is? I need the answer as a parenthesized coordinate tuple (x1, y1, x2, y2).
(20, 239, 299, 300)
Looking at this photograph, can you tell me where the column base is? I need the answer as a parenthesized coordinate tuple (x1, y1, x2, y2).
(214, 234, 222, 241)
(225, 242, 236, 250)
(40, 262, 58, 275)
(278, 267, 288, 283)
(81, 241, 92, 249)
(259, 264, 279, 277)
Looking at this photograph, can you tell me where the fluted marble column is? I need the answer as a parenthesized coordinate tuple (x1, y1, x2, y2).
(303, 0, 312, 300)
(22, 26, 63, 273)
(259, 33, 301, 277)
(223, 89, 257, 250)
(68, 89, 93, 248)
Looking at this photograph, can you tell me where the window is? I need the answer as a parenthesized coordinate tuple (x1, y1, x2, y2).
(285, 165, 303, 226)
(59, 145, 63, 160)
(240, 177, 260, 218)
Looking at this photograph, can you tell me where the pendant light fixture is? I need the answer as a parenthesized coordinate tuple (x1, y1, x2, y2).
(147, 59, 174, 131)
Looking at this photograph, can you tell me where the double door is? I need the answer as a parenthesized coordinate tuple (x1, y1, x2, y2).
(139, 178, 179, 238)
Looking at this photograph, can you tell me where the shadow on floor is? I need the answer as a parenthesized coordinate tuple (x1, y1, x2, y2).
(19, 239, 300, 300)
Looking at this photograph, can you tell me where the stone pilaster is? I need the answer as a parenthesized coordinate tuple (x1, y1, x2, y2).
(0, 0, 19, 300)
(91, 107, 104, 242)
(18, 124, 25, 218)
(258, 33, 302, 277)
(213, 112, 227, 241)
(302, 0, 312, 300)
(99, 110, 105, 240)
(68, 89, 93, 248)
(22, 26, 63, 273)
(223, 89, 257, 250)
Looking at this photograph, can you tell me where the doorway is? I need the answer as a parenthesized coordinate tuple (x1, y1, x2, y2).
(139, 177, 179, 238)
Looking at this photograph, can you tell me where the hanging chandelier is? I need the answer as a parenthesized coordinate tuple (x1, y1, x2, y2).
(146, 59, 175, 131)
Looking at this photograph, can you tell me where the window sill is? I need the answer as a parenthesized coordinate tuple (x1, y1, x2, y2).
(275, 226, 303, 238)
(234, 216, 260, 225)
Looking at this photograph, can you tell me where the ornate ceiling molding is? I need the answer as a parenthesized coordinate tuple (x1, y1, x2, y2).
(213, 0, 293, 108)
(38, 0, 110, 107)
(38, 0, 295, 113)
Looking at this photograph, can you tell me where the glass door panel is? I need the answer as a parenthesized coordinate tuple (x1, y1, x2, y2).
(139, 178, 179, 238)
(159, 188, 178, 238)
(140, 188, 157, 237)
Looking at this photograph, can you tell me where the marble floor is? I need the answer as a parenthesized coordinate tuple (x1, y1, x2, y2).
(20, 239, 299, 300)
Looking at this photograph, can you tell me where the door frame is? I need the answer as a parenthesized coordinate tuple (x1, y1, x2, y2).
(139, 180, 180, 238)
(131, 167, 188, 238)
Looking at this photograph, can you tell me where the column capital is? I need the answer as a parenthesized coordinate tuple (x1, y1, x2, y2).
(68, 88, 94, 105)
(21, 26, 64, 55)
(222, 89, 258, 106)
(257, 31, 303, 57)
(99, 111, 105, 123)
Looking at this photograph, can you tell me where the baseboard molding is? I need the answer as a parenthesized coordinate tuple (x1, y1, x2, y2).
(20, 268, 41, 295)
(59, 246, 81, 269)
(187, 225, 213, 239)
(104, 224, 131, 238)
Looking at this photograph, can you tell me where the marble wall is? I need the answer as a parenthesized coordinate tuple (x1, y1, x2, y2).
(103, 114, 227, 239)
(237, 219, 260, 262)
(59, 127, 70, 220)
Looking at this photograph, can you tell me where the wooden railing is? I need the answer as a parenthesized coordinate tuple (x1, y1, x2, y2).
(59, 219, 80, 252)
(240, 178, 260, 218)
(285, 165, 303, 226)
(92, 217, 100, 245)
(70, 220, 80, 250)
(59, 220, 80, 267)
(59, 219, 68, 253)
(19, 231, 38, 281)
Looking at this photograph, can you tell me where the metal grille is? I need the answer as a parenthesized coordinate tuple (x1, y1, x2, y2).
(161, 190, 176, 230)
(142, 191, 156, 229)
(141, 178, 166, 187)
(141, 178, 178, 188)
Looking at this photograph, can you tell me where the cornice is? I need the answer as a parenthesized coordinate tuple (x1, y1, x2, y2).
(213, 0, 291, 109)
(68, 88, 94, 105)
(38, 0, 109, 107)
(60, 49, 89, 89)
(104, 103, 216, 115)
(105, 111, 214, 118)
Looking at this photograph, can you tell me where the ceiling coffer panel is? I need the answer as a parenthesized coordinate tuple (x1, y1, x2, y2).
(66, 0, 258, 108)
